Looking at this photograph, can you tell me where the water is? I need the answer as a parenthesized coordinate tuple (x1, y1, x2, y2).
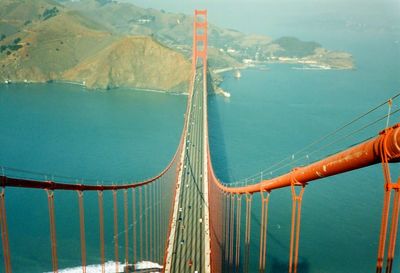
(0, 85, 185, 272)
(1, 1, 400, 272)
(209, 66, 400, 272)
(204, 6, 400, 271)
(0, 84, 185, 182)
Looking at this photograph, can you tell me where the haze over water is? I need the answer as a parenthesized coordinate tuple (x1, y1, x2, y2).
(1, 0, 400, 272)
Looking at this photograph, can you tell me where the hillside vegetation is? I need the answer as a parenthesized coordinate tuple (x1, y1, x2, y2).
(64, 36, 190, 90)
(0, 0, 191, 91)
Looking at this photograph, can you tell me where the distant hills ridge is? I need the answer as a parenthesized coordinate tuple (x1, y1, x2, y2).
(0, 0, 354, 91)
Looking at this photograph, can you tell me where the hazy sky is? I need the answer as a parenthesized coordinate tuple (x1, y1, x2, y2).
(126, 0, 400, 43)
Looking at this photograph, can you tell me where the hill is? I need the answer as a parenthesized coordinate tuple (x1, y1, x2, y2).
(0, 0, 354, 92)
(273, 37, 321, 58)
(63, 36, 190, 91)
(0, 0, 191, 92)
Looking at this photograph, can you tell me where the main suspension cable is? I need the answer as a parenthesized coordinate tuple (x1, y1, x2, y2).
(230, 96, 400, 186)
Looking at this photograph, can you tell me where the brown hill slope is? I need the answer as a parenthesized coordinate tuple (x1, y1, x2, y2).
(0, 11, 118, 82)
(63, 36, 191, 91)
(0, 1, 191, 92)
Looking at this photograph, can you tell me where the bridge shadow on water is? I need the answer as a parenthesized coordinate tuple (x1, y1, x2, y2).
(206, 72, 231, 181)
(207, 73, 310, 273)
(250, 209, 310, 273)
(269, 257, 310, 273)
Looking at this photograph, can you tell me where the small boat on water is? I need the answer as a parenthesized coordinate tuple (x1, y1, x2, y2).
(234, 69, 241, 79)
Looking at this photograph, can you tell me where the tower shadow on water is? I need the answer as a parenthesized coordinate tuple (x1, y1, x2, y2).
(206, 71, 232, 182)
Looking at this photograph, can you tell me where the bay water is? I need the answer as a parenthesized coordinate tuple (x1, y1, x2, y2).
(1, 2, 400, 272)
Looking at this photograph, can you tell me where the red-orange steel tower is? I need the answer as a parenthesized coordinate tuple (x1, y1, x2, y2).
(192, 10, 208, 77)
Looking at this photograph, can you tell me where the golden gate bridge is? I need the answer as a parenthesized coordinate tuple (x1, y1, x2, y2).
(1, 10, 400, 273)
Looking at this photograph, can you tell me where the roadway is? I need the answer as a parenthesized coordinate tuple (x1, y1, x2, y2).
(166, 68, 207, 273)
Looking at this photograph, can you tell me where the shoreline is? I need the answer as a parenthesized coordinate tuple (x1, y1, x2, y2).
(0, 81, 189, 96)
(210, 60, 354, 98)
(1, 60, 353, 98)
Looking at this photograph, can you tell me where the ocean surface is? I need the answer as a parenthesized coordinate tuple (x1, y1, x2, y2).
(1, 1, 400, 272)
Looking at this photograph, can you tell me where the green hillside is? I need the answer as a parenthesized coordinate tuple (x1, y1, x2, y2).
(273, 37, 321, 57)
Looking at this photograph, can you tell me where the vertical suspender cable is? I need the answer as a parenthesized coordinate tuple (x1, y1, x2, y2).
(148, 183, 154, 261)
(154, 183, 158, 262)
(376, 132, 400, 273)
(0, 186, 12, 273)
(289, 181, 305, 273)
(132, 188, 137, 264)
(244, 194, 252, 273)
(156, 180, 161, 264)
(123, 190, 129, 273)
(163, 176, 167, 261)
(376, 135, 392, 273)
(161, 179, 165, 263)
(235, 195, 242, 272)
(151, 182, 157, 261)
(152, 184, 155, 261)
(139, 187, 143, 261)
(77, 190, 86, 273)
(221, 192, 226, 271)
(289, 189, 296, 273)
(113, 190, 119, 273)
(376, 190, 391, 273)
(46, 189, 58, 273)
(377, 182, 391, 272)
(144, 186, 148, 260)
(154, 183, 157, 262)
(224, 193, 230, 270)
(98, 191, 105, 273)
(160, 177, 164, 261)
(158, 180, 162, 264)
(385, 99, 392, 128)
(259, 191, 270, 273)
(217, 188, 224, 272)
(157, 181, 161, 263)
(386, 185, 400, 273)
(229, 194, 235, 269)
(153, 183, 156, 263)
(294, 187, 304, 273)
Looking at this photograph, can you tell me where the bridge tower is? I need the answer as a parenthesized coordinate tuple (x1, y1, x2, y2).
(192, 10, 208, 76)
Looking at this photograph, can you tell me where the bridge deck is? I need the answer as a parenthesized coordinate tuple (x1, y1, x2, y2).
(166, 69, 207, 273)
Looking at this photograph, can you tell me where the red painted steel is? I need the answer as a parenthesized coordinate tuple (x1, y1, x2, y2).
(113, 190, 119, 273)
(139, 187, 143, 260)
(144, 186, 148, 259)
(149, 185, 153, 261)
(208, 124, 400, 194)
(386, 187, 400, 272)
(376, 133, 400, 273)
(77, 191, 87, 273)
(258, 192, 270, 272)
(123, 190, 129, 273)
(46, 190, 58, 273)
(131, 188, 137, 263)
(243, 194, 252, 273)
(288, 185, 305, 273)
(97, 191, 105, 273)
(235, 195, 242, 271)
(0, 187, 11, 273)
